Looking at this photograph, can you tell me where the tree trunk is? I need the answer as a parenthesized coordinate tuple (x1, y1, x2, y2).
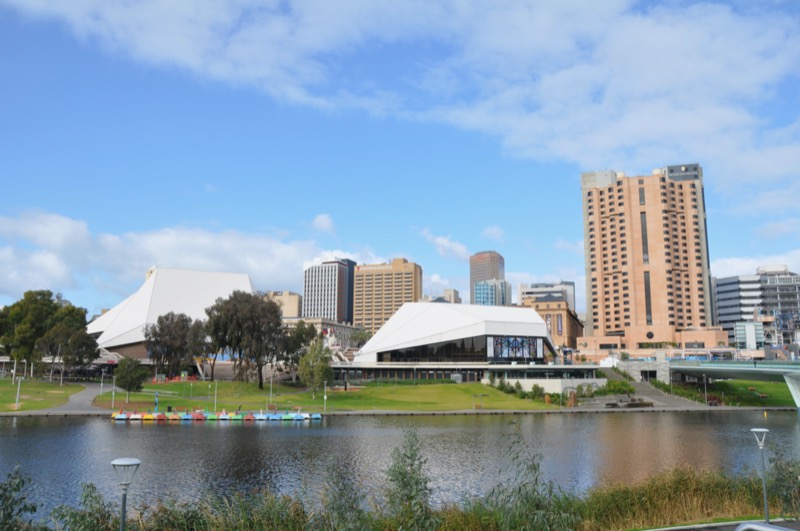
(12, 358, 17, 385)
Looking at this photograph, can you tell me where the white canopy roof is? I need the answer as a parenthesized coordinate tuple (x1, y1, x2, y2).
(87, 268, 253, 349)
(355, 302, 553, 363)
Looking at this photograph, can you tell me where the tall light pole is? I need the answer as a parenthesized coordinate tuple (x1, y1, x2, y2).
(15, 377, 23, 410)
(703, 374, 708, 405)
(751, 428, 770, 523)
(214, 381, 218, 411)
(324, 380, 327, 414)
(112, 375, 116, 409)
(111, 457, 141, 531)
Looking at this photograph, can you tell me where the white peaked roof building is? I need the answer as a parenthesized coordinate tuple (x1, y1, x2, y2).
(87, 267, 253, 357)
(355, 302, 556, 363)
(336, 302, 604, 393)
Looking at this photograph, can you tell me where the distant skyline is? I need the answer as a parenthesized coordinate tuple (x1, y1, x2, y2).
(1, 1, 799, 316)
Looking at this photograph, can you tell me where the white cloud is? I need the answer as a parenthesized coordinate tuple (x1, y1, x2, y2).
(0, 210, 374, 314)
(420, 228, 469, 260)
(481, 225, 504, 242)
(311, 213, 334, 233)
(711, 249, 800, 279)
(4, 0, 797, 191)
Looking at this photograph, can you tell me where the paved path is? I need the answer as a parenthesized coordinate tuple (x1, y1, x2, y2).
(0, 382, 113, 417)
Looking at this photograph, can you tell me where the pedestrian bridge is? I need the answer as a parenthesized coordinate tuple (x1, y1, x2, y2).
(669, 359, 800, 407)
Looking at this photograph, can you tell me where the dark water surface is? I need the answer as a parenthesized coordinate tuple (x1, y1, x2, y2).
(1, 411, 797, 516)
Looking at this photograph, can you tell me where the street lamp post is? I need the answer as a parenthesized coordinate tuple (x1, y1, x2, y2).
(324, 380, 327, 414)
(111, 457, 141, 531)
(112, 376, 116, 409)
(703, 374, 708, 405)
(214, 381, 218, 411)
(751, 428, 770, 523)
(15, 377, 23, 410)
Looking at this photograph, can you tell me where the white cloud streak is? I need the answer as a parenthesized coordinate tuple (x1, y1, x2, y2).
(0, 211, 372, 313)
(311, 214, 334, 233)
(3, 0, 797, 190)
(420, 228, 469, 260)
(481, 225, 504, 242)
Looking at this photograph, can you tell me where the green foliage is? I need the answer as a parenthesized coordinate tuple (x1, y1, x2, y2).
(0, 466, 39, 529)
(145, 312, 207, 377)
(114, 356, 149, 402)
(769, 448, 800, 519)
(297, 339, 333, 399)
(611, 366, 634, 381)
(579, 466, 761, 530)
(206, 291, 284, 388)
(349, 329, 373, 349)
(51, 483, 117, 530)
(593, 380, 635, 396)
(0, 291, 95, 379)
(479, 424, 582, 530)
(385, 429, 436, 529)
(320, 460, 369, 530)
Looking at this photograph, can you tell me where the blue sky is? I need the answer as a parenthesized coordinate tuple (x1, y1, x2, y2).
(1, 1, 799, 317)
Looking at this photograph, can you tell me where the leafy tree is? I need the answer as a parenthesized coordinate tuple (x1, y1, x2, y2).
(281, 320, 318, 383)
(115, 357, 149, 403)
(298, 339, 333, 399)
(145, 312, 207, 378)
(0, 466, 39, 529)
(385, 429, 435, 528)
(0, 290, 61, 381)
(1, 291, 95, 384)
(206, 291, 283, 389)
(350, 329, 373, 349)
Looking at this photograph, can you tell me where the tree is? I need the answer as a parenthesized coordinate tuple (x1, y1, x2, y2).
(0, 290, 61, 381)
(350, 329, 373, 349)
(281, 320, 318, 383)
(1, 291, 95, 384)
(115, 357, 149, 403)
(145, 312, 206, 377)
(205, 291, 283, 389)
(298, 339, 333, 399)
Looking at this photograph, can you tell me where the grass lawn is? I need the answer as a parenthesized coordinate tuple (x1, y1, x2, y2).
(715, 379, 795, 407)
(93, 380, 555, 413)
(0, 378, 84, 412)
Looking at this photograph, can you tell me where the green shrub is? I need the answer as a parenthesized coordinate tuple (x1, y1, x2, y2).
(0, 466, 39, 529)
(385, 429, 436, 529)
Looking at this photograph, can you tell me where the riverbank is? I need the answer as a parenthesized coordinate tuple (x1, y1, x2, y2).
(0, 379, 796, 418)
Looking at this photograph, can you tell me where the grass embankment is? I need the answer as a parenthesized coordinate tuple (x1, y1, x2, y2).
(651, 378, 795, 407)
(0, 378, 83, 412)
(93, 380, 556, 413)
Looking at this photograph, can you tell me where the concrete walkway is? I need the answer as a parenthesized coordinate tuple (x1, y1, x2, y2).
(0, 382, 113, 417)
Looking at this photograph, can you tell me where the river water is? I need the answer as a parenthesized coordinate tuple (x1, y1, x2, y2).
(1, 411, 797, 517)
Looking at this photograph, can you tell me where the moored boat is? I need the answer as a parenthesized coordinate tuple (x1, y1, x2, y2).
(191, 411, 206, 421)
(128, 411, 143, 421)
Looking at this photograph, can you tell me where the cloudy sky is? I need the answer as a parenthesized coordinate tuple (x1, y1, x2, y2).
(1, 1, 799, 316)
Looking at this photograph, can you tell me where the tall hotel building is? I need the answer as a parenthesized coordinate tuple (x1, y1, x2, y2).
(302, 258, 356, 324)
(581, 164, 713, 347)
(470, 251, 505, 304)
(353, 258, 423, 333)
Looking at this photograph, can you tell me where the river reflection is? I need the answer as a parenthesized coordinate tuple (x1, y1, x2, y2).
(1, 411, 798, 517)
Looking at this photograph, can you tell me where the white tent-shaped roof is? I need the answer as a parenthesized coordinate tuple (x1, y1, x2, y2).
(87, 268, 253, 350)
(354, 302, 554, 363)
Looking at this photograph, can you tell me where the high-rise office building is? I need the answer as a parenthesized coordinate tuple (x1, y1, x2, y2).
(470, 251, 505, 303)
(473, 279, 512, 306)
(581, 163, 712, 347)
(715, 265, 800, 345)
(302, 258, 356, 323)
(353, 258, 423, 333)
